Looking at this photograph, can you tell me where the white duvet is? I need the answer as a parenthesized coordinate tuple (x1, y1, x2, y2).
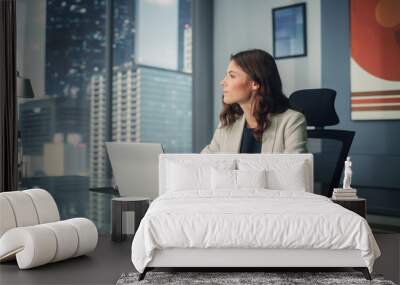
(131, 189, 380, 273)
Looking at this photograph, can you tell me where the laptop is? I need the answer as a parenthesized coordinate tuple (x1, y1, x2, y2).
(105, 142, 164, 200)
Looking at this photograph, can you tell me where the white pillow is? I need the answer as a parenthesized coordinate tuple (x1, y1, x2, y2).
(167, 159, 235, 191)
(210, 168, 267, 190)
(236, 169, 267, 189)
(167, 163, 208, 191)
(266, 162, 307, 191)
(211, 168, 236, 190)
(238, 159, 308, 192)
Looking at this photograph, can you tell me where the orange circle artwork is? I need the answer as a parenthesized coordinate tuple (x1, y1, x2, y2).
(351, 0, 400, 81)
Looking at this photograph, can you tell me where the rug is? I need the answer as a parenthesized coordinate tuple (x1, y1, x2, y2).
(116, 271, 396, 285)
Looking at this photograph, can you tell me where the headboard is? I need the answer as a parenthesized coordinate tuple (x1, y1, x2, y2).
(159, 154, 313, 195)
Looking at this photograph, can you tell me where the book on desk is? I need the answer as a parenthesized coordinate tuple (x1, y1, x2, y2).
(332, 188, 358, 200)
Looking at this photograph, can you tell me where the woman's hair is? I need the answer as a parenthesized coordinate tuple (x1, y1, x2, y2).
(219, 49, 291, 142)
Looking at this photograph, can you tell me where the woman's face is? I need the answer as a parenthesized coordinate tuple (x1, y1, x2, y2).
(220, 60, 257, 105)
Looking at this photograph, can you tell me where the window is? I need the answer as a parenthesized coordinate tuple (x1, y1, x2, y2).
(17, 0, 193, 232)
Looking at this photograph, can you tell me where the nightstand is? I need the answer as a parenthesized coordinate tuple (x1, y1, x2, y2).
(111, 197, 150, 242)
(331, 198, 366, 218)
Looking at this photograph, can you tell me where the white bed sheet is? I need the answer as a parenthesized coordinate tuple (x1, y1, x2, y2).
(131, 189, 380, 273)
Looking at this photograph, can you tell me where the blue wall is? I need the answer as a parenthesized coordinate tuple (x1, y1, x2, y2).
(321, 0, 400, 215)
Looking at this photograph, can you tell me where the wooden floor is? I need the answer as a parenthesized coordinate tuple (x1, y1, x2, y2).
(0, 234, 399, 285)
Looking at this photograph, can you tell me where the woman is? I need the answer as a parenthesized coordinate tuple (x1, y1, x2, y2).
(201, 49, 307, 154)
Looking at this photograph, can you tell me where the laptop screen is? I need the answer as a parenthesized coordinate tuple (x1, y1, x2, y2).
(105, 142, 164, 200)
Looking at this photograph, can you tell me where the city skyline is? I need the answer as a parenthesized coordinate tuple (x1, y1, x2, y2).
(22, 0, 192, 177)
(19, 0, 193, 232)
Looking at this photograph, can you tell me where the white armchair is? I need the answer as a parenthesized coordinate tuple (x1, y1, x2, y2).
(0, 188, 98, 269)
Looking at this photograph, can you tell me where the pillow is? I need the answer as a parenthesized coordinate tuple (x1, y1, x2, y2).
(210, 168, 267, 190)
(237, 158, 308, 192)
(236, 169, 267, 189)
(210, 168, 236, 190)
(166, 159, 235, 191)
(167, 163, 209, 191)
(266, 163, 307, 191)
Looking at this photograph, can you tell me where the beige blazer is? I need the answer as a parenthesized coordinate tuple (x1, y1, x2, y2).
(201, 109, 308, 154)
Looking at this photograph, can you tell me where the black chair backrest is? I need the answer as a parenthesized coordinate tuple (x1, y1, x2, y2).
(290, 88, 339, 128)
(289, 88, 355, 197)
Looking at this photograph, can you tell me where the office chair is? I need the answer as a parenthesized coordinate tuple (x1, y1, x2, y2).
(289, 88, 355, 197)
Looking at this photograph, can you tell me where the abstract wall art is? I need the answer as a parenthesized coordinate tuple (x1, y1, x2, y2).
(350, 0, 400, 120)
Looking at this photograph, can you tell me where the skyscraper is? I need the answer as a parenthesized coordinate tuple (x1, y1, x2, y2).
(183, 24, 192, 73)
(113, 0, 136, 66)
(45, 0, 106, 101)
(44, 0, 107, 162)
(19, 97, 88, 176)
(136, 65, 192, 153)
(43, 138, 87, 176)
(178, 0, 192, 72)
(112, 62, 138, 142)
(88, 73, 108, 188)
(88, 61, 191, 191)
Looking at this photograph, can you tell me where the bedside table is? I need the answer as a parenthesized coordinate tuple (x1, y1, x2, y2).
(331, 198, 366, 218)
(111, 197, 150, 242)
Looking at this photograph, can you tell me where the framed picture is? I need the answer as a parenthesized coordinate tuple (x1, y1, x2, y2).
(350, 0, 400, 120)
(272, 3, 307, 59)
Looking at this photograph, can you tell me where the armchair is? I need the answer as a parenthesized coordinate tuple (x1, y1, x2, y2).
(0, 188, 98, 269)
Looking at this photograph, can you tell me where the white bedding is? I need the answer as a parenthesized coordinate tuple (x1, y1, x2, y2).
(131, 190, 380, 273)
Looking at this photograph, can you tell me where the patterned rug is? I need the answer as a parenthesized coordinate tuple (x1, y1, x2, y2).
(116, 271, 396, 285)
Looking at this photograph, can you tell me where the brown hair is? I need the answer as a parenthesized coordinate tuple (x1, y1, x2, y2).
(219, 49, 291, 142)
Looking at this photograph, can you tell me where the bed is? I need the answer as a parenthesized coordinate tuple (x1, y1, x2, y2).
(131, 154, 380, 280)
